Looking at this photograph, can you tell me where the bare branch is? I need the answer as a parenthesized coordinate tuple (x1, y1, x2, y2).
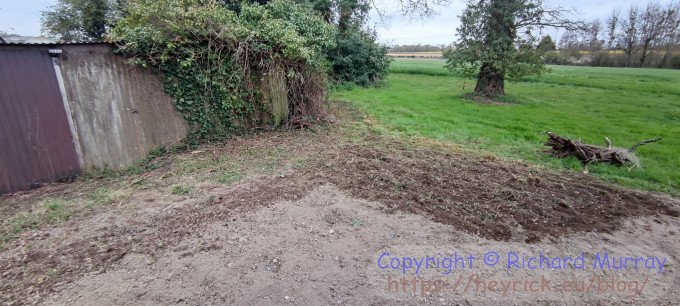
(370, 0, 391, 25)
(394, 0, 449, 17)
(515, 5, 583, 31)
(628, 137, 663, 152)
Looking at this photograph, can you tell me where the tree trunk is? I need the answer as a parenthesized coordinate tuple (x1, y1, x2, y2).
(474, 63, 506, 97)
(658, 45, 670, 68)
(474, 0, 514, 98)
(640, 40, 651, 67)
(338, 9, 351, 35)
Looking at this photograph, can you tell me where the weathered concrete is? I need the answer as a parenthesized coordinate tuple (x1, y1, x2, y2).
(56, 44, 187, 170)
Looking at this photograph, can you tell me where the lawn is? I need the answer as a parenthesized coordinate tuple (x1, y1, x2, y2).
(332, 58, 680, 194)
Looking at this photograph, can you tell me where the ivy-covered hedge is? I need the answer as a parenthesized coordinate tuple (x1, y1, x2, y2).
(111, 0, 336, 140)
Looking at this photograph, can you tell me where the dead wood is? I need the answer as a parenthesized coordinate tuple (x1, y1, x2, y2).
(542, 132, 662, 173)
(629, 137, 664, 152)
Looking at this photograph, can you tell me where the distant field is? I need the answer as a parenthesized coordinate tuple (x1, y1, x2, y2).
(387, 51, 443, 58)
(333, 58, 680, 195)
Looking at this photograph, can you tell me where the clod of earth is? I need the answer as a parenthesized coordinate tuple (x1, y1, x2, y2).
(542, 132, 662, 174)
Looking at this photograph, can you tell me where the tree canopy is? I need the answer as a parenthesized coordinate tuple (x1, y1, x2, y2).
(537, 35, 556, 52)
(446, 0, 574, 98)
(41, 0, 125, 42)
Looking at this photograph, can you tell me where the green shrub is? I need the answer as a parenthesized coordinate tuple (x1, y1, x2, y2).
(326, 29, 391, 86)
(111, 0, 336, 140)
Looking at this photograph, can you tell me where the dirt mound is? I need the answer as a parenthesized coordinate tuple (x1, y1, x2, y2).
(309, 142, 677, 243)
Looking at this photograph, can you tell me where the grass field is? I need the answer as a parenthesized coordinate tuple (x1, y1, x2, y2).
(332, 58, 680, 195)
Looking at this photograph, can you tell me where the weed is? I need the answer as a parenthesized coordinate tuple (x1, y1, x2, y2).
(82, 163, 120, 179)
(1, 199, 77, 240)
(149, 146, 169, 157)
(172, 185, 193, 195)
(85, 187, 129, 207)
(292, 160, 308, 169)
(126, 165, 145, 175)
(393, 181, 407, 190)
(217, 171, 244, 185)
(482, 212, 498, 223)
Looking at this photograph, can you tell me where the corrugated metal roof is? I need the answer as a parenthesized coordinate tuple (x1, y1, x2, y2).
(1, 36, 54, 44)
(0, 35, 111, 46)
(0, 36, 111, 46)
(0, 41, 110, 46)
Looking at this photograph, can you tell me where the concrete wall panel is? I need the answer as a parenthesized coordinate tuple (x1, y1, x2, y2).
(57, 45, 187, 170)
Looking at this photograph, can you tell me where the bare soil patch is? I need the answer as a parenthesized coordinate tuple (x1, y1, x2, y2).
(1, 107, 678, 304)
(309, 142, 677, 243)
(43, 186, 680, 304)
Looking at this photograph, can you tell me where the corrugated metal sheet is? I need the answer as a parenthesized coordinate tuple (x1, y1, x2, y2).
(0, 47, 81, 194)
(0, 41, 104, 46)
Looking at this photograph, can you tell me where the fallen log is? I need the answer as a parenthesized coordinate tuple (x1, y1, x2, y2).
(542, 132, 662, 174)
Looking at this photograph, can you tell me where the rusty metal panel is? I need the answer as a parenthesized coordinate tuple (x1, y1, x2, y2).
(0, 47, 81, 195)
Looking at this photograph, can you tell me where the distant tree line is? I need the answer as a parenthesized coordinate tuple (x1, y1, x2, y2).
(551, 1, 680, 68)
(389, 44, 453, 52)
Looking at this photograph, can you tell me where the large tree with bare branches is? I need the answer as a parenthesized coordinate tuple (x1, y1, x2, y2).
(446, 0, 575, 98)
(605, 9, 620, 50)
(638, 2, 671, 67)
(619, 6, 640, 67)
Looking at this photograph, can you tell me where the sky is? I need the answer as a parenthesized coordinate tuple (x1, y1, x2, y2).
(0, 0, 677, 45)
(0, 0, 54, 35)
(370, 0, 679, 45)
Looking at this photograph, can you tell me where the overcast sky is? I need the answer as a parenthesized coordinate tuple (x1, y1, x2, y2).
(1, 0, 677, 45)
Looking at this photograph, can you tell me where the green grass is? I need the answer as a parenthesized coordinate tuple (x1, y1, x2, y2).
(172, 185, 194, 195)
(217, 171, 244, 185)
(332, 58, 680, 195)
(388, 58, 454, 77)
(1, 199, 78, 242)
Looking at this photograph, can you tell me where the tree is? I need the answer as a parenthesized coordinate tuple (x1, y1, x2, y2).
(216, 0, 271, 12)
(41, 0, 118, 42)
(0, 28, 18, 43)
(559, 29, 579, 50)
(585, 19, 603, 51)
(605, 9, 620, 50)
(619, 5, 640, 67)
(537, 35, 555, 52)
(302, 0, 390, 85)
(638, 2, 670, 67)
(657, 2, 680, 67)
(447, 0, 575, 98)
(327, 28, 390, 85)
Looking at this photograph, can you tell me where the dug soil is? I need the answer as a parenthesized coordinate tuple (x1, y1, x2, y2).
(1, 107, 678, 304)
